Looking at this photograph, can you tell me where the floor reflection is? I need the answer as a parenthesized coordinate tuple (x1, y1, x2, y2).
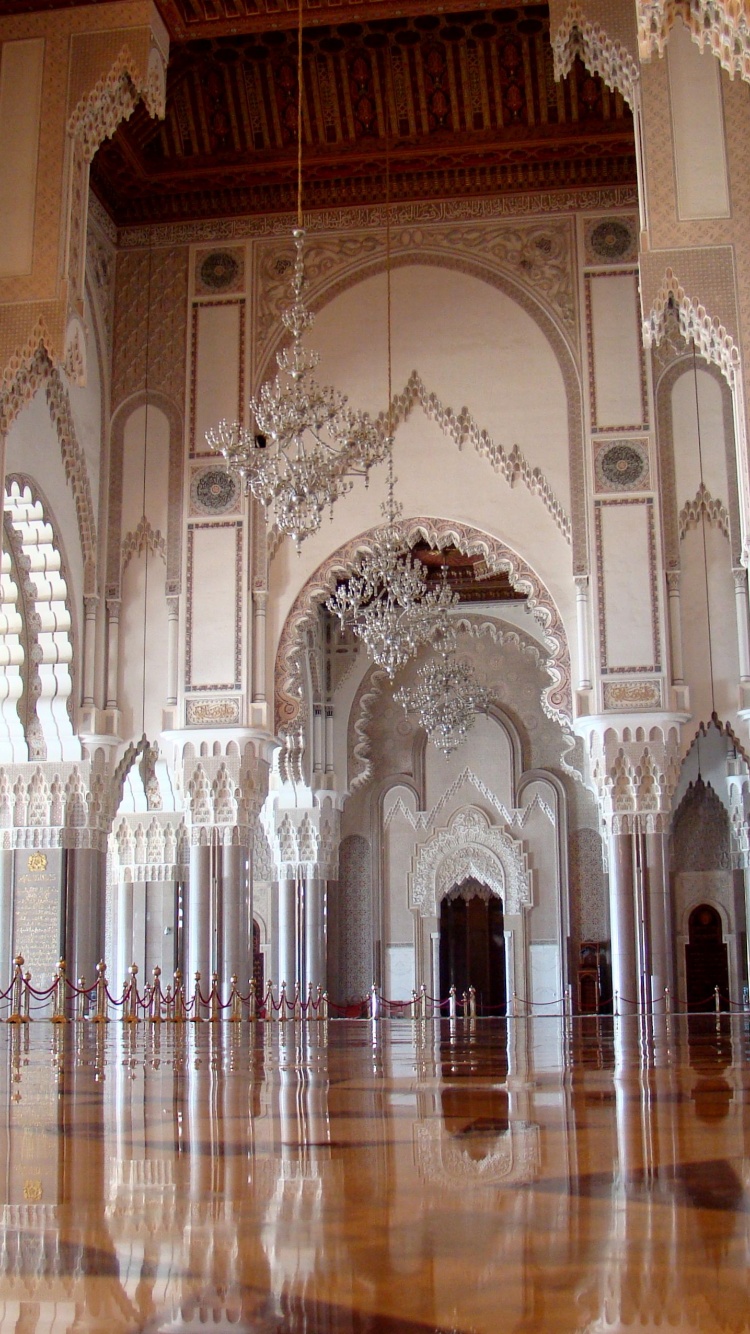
(0, 1016, 748, 1331)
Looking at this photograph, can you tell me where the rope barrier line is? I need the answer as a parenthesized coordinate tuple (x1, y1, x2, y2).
(0, 961, 746, 1022)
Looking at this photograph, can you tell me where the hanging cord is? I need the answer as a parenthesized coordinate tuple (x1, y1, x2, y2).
(297, 0, 303, 228)
(384, 86, 397, 525)
(692, 341, 716, 720)
(141, 236, 154, 739)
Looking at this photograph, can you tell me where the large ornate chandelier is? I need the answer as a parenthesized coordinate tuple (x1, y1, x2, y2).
(395, 639, 491, 756)
(206, 1, 387, 550)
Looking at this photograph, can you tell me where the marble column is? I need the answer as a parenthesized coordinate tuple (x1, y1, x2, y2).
(0, 849, 14, 989)
(666, 571, 685, 686)
(574, 575, 592, 690)
(252, 589, 267, 703)
(220, 842, 249, 989)
(187, 843, 212, 985)
(277, 877, 298, 991)
(608, 831, 639, 1015)
(105, 599, 120, 710)
(82, 595, 98, 709)
(116, 878, 134, 999)
(166, 595, 179, 708)
(304, 876, 327, 994)
(64, 847, 106, 990)
(646, 830, 674, 1006)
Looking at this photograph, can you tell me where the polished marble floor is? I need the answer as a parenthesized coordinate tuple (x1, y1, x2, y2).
(0, 1015, 749, 1332)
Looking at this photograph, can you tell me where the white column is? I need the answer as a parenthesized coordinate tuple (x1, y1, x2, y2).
(608, 829, 639, 1015)
(574, 575, 592, 690)
(252, 589, 267, 703)
(646, 828, 673, 1004)
(325, 705, 334, 774)
(0, 850, 14, 990)
(82, 596, 98, 708)
(116, 878, 134, 998)
(187, 843, 211, 985)
(65, 848, 107, 989)
(733, 567, 750, 682)
(166, 595, 179, 707)
(304, 876, 327, 993)
(220, 842, 249, 989)
(278, 877, 297, 990)
(313, 706, 323, 774)
(666, 571, 685, 685)
(105, 599, 121, 710)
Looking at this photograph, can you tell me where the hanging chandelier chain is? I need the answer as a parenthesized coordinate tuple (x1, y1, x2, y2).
(297, 0, 303, 230)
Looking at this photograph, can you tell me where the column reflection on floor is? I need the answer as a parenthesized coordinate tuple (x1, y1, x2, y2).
(0, 1018, 747, 1330)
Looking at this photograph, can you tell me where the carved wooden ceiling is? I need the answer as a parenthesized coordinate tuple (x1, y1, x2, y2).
(12, 1, 637, 224)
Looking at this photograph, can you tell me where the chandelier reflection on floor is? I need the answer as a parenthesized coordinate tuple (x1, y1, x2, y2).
(395, 633, 491, 756)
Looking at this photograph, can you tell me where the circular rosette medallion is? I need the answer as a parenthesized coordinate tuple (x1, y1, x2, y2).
(600, 443, 646, 490)
(191, 468, 238, 515)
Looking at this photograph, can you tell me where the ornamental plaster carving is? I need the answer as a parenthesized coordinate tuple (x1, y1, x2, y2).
(386, 372, 572, 543)
(642, 269, 741, 390)
(637, 0, 750, 82)
(67, 44, 166, 163)
(275, 520, 572, 777)
(121, 517, 167, 574)
(0, 756, 110, 851)
(409, 807, 532, 918)
(552, 1, 640, 106)
(577, 718, 684, 830)
(679, 483, 730, 540)
(261, 801, 341, 880)
(253, 220, 578, 377)
(384, 781, 555, 835)
(413, 1119, 541, 1189)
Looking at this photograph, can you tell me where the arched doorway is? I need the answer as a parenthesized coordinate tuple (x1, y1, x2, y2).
(686, 904, 729, 1011)
(439, 880, 506, 1015)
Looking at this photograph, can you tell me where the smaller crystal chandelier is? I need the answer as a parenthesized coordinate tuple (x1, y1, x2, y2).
(206, 0, 387, 549)
(395, 638, 491, 757)
(326, 463, 459, 678)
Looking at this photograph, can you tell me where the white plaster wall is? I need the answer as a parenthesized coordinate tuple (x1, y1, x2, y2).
(679, 524, 739, 722)
(266, 262, 576, 701)
(671, 366, 728, 506)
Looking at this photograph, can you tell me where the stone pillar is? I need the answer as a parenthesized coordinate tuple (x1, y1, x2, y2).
(220, 842, 249, 989)
(277, 877, 298, 991)
(646, 829, 674, 1005)
(666, 571, 685, 685)
(252, 589, 267, 703)
(733, 567, 750, 684)
(325, 705, 334, 774)
(187, 842, 212, 984)
(0, 848, 14, 989)
(105, 599, 121, 711)
(313, 705, 323, 774)
(82, 596, 98, 708)
(166, 596, 179, 708)
(608, 830, 640, 1015)
(304, 876, 327, 994)
(575, 575, 592, 690)
(116, 878, 134, 999)
(64, 847, 106, 990)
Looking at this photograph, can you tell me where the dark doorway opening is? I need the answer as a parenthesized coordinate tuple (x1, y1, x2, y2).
(685, 903, 729, 1011)
(439, 881, 506, 1015)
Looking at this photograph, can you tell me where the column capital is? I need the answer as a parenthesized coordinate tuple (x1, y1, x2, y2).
(574, 711, 689, 832)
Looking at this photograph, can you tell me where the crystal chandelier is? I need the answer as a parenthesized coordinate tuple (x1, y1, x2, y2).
(395, 641, 491, 756)
(325, 109, 458, 677)
(326, 459, 459, 677)
(206, 1, 387, 550)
